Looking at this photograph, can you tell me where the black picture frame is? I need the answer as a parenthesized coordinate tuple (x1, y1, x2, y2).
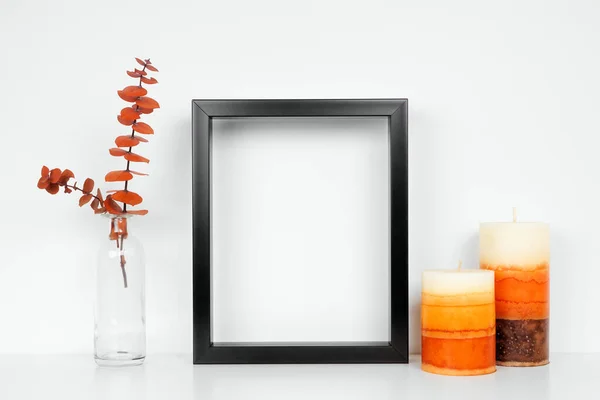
(192, 99, 408, 364)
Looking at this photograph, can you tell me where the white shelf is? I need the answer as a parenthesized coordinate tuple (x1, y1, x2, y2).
(0, 354, 595, 399)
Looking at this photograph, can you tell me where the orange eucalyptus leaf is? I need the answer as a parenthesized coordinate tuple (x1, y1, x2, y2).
(115, 135, 140, 147)
(135, 135, 148, 142)
(58, 169, 74, 185)
(126, 209, 148, 216)
(135, 58, 146, 67)
(129, 170, 149, 176)
(122, 85, 147, 97)
(83, 178, 94, 193)
(49, 168, 61, 184)
(146, 64, 158, 72)
(91, 197, 100, 210)
(64, 187, 72, 194)
(105, 171, 133, 182)
(46, 183, 60, 194)
(136, 97, 160, 109)
(120, 107, 140, 121)
(37, 177, 49, 189)
(124, 153, 150, 163)
(117, 115, 134, 126)
(132, 122, 153, 134)
(94, 206, 107, 214)
(112, 190, 143, 206)
(141, 76, 158, 84)
(79, 194, 92, 206)
(104, 195, 123, 214)
(109, 148, 128, 156)
(96, 188, 103, 202)
(137, 107, 153, 115)
(117, 90, 138, 102)
(127, 70, 142, 78)
(41, 166, 49, 177)
(134, 68, 147, 76)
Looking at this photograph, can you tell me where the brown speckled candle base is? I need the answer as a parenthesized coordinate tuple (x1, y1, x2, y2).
(496, 318, 549, 366)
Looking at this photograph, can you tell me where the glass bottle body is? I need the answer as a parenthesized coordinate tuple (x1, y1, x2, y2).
(94, 217, 145, 366)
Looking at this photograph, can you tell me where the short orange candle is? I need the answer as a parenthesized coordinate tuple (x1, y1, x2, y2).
(421, 269, 496, 376)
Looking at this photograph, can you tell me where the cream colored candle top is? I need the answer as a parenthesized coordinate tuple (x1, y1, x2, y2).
(480, 222, 549, 268)
(422, 270, 494, 296)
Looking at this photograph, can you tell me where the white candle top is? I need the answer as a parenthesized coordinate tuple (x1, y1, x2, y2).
(422, 269, 494, 296)
(480, 222, 549, 267)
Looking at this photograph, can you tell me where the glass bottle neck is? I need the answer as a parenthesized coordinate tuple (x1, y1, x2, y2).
(109, 217, 129, 240)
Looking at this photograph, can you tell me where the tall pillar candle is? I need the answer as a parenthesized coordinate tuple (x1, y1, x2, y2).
(421, 269, 496, 376)
(480, 221, 550, 366)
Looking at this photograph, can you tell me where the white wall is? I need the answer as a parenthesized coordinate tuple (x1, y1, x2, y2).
(1, 0, 598, 355)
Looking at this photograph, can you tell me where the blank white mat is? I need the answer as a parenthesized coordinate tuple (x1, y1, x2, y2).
(211, 117, 390, 344)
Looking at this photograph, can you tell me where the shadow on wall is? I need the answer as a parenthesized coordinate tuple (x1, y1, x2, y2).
(140, 112, 193, 353)
(461, 233, 479, 271)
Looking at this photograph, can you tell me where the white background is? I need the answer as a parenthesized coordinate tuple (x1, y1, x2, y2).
(1, 0, 599, 355)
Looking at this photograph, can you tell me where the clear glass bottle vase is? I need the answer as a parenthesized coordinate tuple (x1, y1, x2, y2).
(94, 215, 146, 366)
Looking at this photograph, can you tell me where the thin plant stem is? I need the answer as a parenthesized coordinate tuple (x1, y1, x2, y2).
(122, 62, 148, 213)
(117, 61, 149, 288)
(65, 184, 103, 205)
(120, 234, 128, 288)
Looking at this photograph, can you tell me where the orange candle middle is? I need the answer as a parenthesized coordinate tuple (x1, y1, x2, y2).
(421, 269, 496, 376)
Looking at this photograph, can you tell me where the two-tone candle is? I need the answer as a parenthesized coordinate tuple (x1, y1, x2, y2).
(421, 269, 496, 375)
(480, 218, 550, 366)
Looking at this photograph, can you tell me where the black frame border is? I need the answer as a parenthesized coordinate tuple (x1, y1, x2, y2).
(192, 99, 408, 364)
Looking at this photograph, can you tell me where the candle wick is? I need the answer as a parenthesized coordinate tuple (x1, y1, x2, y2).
(513, 207, 517, 223)
(458, 260, 462, 271)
